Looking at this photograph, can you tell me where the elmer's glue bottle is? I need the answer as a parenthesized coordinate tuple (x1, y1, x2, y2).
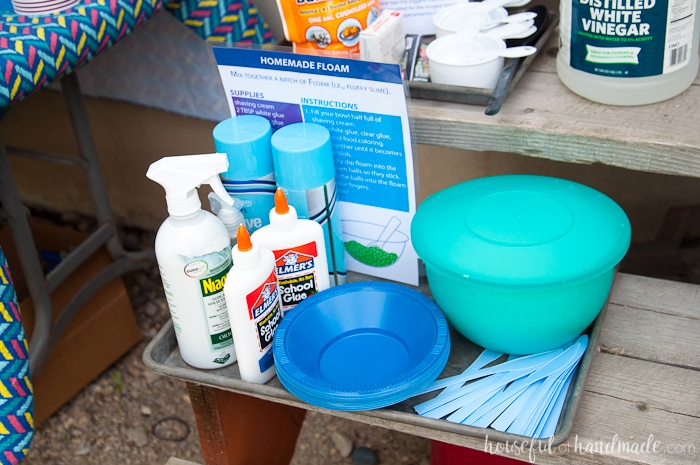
(146, 153, 236, 370)
(224, 225, 282, 384)
(251, 189, 330, 315)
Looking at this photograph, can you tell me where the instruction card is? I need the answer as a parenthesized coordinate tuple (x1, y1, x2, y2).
(213, 47, 419, 286)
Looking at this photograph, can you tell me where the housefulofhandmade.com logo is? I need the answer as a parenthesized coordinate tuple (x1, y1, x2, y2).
(483, 434, 697, 463)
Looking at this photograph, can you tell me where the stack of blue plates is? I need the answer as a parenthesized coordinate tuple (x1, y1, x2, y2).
(273, 282, 450, 411)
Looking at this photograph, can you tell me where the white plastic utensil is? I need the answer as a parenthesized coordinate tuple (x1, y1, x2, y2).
(462, 45, 537, 64)
(481, 11, 539, 30)
(434, 5, 536, 38)
(485, 21, 537, 40)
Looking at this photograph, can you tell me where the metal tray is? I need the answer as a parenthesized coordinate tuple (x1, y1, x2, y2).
(406, 12, 558, 106)
(143, 271, 606, 448)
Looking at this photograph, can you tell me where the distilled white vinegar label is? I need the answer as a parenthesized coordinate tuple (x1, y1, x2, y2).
(562, 0, 697, 77)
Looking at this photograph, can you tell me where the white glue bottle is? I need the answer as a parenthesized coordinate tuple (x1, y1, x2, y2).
(251, 188, 330, 315)
(146, 153, 237, 370)
(224, 224, 283, 384)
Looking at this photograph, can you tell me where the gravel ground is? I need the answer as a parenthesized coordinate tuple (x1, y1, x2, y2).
(18, 217, 431, 465)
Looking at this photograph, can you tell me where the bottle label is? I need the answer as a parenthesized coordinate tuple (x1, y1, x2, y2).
(245, 270, 282, 373)
(563, 0, 696, 77)
(163, 247, 234, 363)
(197, 263, 234, 352)
(273, 242, 320, 313)
(222, 172, 276, 233)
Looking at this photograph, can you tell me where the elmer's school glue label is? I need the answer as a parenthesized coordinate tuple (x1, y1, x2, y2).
(245, 270, 282, 374)
(225, 225, 282, 384)
(273, 242, 323, 313)
(252, 189, 331, 315)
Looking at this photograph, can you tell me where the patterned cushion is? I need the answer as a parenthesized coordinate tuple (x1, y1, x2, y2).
(164, 0, 274, 44)
(0, 248, 33, 465)
(0, 0, 274, 113)
(0, 0, 162, 112)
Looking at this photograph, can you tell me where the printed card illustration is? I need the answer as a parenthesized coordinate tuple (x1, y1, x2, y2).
(343, 216, 406, 267)
(341, 210, 417, 285)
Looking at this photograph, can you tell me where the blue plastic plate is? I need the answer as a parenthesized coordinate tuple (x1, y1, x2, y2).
(273, 282, 450, 411)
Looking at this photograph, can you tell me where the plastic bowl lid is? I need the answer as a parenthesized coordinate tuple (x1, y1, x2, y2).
(411, 175, 631, 286)
(273, 282, 450, 411)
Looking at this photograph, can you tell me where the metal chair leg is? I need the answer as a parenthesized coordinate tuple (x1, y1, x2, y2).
(0, 136, 54, 376)
(60, 72, 153, 263)
(0, 72, 155, 375)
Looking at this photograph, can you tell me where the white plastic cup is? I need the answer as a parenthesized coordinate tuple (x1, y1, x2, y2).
(426, 33, 507, 89)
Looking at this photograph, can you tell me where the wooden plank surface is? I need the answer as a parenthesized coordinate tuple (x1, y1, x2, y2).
(608, 273, 700, 319)
(599, 303, 700, 368)
(408, 35, 700, 179)
(570, 355, 700, 465)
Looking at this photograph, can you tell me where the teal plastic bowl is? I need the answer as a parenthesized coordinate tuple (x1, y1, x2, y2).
(411, 175, 631, 354)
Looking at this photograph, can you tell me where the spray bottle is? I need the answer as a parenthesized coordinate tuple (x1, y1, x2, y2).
(208, 192, 246, 245)
(146, 153, 237, 370)
(251, 189, 330, 315)
(224, 225, 282, 384)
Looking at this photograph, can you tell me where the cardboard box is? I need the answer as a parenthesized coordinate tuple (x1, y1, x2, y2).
(0, 219, 142, 426)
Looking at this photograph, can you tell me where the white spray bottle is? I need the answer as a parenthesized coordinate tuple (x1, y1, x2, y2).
(251, 188, 330, 315)
(224, 224, 282, 384)
(146, 153, 237, 370)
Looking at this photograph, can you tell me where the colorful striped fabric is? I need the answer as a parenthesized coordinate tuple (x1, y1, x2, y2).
(164, 0, 274, 45)
(0, 0, 273, 112)
(0, 0, 163, 112)
(0, 247, 33, 465)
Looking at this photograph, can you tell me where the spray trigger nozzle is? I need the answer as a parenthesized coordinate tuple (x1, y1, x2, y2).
(146, 153, 232, 217)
